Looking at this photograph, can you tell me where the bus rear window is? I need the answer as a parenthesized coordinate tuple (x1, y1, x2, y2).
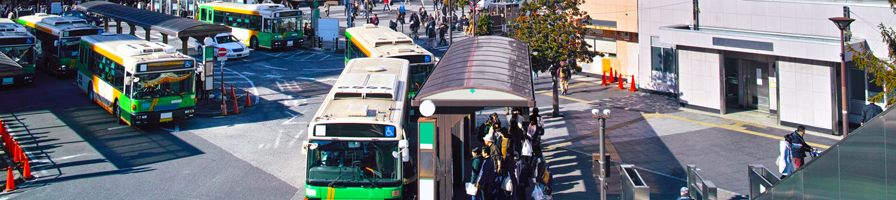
(335, 92, 362, 98)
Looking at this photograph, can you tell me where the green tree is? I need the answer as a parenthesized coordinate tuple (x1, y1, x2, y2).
(848, 0, 896, 106)
(511, 0, 598, 117)
(475, 12, 493, 36)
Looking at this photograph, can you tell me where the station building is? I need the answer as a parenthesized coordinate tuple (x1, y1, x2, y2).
(637, 0, 893, 134)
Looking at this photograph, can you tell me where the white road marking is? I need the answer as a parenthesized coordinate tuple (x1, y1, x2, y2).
(258, 144, 265, 149)
(223, 67, 259, 103)
(107, 126, 129, 130)
(262, 65, 288, 70)
(241, 72, 255, 75)
(273, 132, 282, 149)
(265, 75, 284, 78)
(159, 125, 180, 132)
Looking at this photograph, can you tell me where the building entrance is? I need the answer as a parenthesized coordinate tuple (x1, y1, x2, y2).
(724, 58, 770, 112)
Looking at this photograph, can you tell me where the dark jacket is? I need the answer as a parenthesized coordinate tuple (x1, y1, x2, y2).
(790, 131, 812, 158)
(471, 155, 483, 182)
(476, 157, 498, 195)
(862, 103, 883, 123)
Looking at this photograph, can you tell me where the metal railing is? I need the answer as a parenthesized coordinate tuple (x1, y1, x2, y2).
(687, 165, 717, 200)
(620, 164, 650, 200)
(747, 164, 779, 199)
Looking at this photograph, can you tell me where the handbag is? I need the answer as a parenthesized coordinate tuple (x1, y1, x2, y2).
(532, 185, 544, 200)
(521, 139, 533, 156)
(465, 182, 477, 195)
(501, 176, 513, 192)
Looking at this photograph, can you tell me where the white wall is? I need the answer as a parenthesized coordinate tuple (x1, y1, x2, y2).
(778, 58, 835, 130)
(638, 0, 895, 91)
(678, 48, 722, 111)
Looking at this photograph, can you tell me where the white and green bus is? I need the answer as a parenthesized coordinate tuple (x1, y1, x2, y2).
(76, 33, 197, 125)
(302, 58, 412, 200)
(197, 2, 303, 49)
(17, 13, 103, 75)
(0, 19, 37, 85)
(345, 25, 436, 98)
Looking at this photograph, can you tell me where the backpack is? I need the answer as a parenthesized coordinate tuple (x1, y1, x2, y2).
(477, 122, 490, 143)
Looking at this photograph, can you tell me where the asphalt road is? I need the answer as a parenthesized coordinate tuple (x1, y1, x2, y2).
(0, 36, 344, 199)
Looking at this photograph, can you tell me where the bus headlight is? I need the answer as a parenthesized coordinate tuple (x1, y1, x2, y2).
(306, 189, 316, 196)
(185, 109, 194, 114)
(136, 115, 147, 119)
(23, 76, 29, 79)
(60, 65, 67, 69)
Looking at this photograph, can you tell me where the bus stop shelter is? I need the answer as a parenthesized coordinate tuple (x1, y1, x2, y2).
(410, 36, 535, 199)
(76, 1, 231, 55)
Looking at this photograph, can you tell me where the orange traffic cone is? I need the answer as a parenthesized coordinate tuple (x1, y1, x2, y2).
(609, 69, 615, 83)
(245, 91, 252, 107)
(600, 71, 608, 86)
(221, 102, 228, 116)
(232, 96, 240, 114)
(22, 158, 32, 180)
(629, 75, 638, 92)
(4, 166, 15, 192)
(230, 85, 236, 100)
(617, 74, 625, 90)
(13, 143, 20, 163)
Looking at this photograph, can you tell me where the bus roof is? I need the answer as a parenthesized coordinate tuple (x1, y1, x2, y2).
(81, 34, 194, 71)
(309, 58, 409, 140)
(346, 25, 434, 61)
(18, 13, 101, 36)
(199, 2, 300, 18)
(0, 18, 28, 33)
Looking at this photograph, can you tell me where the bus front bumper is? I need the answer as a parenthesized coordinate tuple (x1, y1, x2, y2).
(0, 74, 33, 86)
(271, 38, 303, 48)
(130, 107, 195, 125)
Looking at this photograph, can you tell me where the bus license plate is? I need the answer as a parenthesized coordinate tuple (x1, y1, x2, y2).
(287, 41, 294, 46)
(160, 112, 172, 122)
(2, 78, 11, 85)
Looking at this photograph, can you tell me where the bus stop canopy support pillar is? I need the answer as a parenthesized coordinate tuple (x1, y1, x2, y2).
(115, 20, 122, 34)
(143, 27, 151, 41)
(103, 17, 109, 33)
(129, 24, 136, 35)
(162, 33, 168, 44)
(180, 37, 189, 55)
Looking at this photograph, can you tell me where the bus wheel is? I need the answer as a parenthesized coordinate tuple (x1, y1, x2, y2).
(250, 37, 259, 49)
(113, 100, 124, 125)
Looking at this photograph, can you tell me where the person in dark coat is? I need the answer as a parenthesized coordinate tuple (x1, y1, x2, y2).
(861, 102, 883, 125)
(790, 125, 814, 169)
(471, 147, 483, 183)
(437, 22, 448, 46)
(477, 145, 498, 200)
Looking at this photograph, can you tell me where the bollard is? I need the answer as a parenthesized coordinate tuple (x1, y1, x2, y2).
(629, 75, 638, 92)
(245, 91, 253, 107)
(318, 37, 322, 48)
(333, 38, 338, 51)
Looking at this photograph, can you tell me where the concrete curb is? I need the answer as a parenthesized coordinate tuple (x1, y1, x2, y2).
(195, 105, 247, 117)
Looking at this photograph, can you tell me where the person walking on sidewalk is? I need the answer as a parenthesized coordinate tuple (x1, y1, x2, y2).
(777, 133, 795, 179)
(382, 0, 391, 11)
(437, 22, 448, 46)
(678, 187, 694, 200)
(861, 102, 883, 126)
(558, 61, 571, 95)
(790, 125, 814, 169)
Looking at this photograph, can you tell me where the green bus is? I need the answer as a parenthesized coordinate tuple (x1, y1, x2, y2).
(17, 13, 103, 75)
(0, 19, 37, 85)
(76, 33, 197, 125)
(302, 58, 412, 200)
(197, 2, 303, 49)
(345, 25, 436, 99)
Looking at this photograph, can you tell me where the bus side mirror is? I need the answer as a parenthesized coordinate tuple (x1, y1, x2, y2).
(54, 40, 58, 47)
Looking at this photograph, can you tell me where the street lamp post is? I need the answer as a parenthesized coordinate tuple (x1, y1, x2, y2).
(829, 17, 855, 136)
(592, 109, 611, 200)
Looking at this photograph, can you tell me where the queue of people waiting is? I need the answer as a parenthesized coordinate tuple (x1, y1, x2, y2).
(470, 107, 553, 200)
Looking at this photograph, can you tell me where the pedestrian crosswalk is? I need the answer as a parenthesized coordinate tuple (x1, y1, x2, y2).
(275, 80, 303, 92)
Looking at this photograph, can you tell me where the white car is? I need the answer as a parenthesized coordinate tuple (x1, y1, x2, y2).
(196, 33, 250, 59)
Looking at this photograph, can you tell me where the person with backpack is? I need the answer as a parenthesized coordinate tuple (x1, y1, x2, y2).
(790, 125, 814, 169)
(370, 13, 380, 26)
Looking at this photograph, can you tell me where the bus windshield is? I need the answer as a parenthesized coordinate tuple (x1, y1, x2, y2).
(268, 17, 298, 33)
(132, 70, 194, 99)
(59, 37, 80, 58)
(0, 46, 34, 65)
(306, 140, 399, 186)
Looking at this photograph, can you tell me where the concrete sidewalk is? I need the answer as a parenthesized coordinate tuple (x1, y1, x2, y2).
(524, 73, 841, 198)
